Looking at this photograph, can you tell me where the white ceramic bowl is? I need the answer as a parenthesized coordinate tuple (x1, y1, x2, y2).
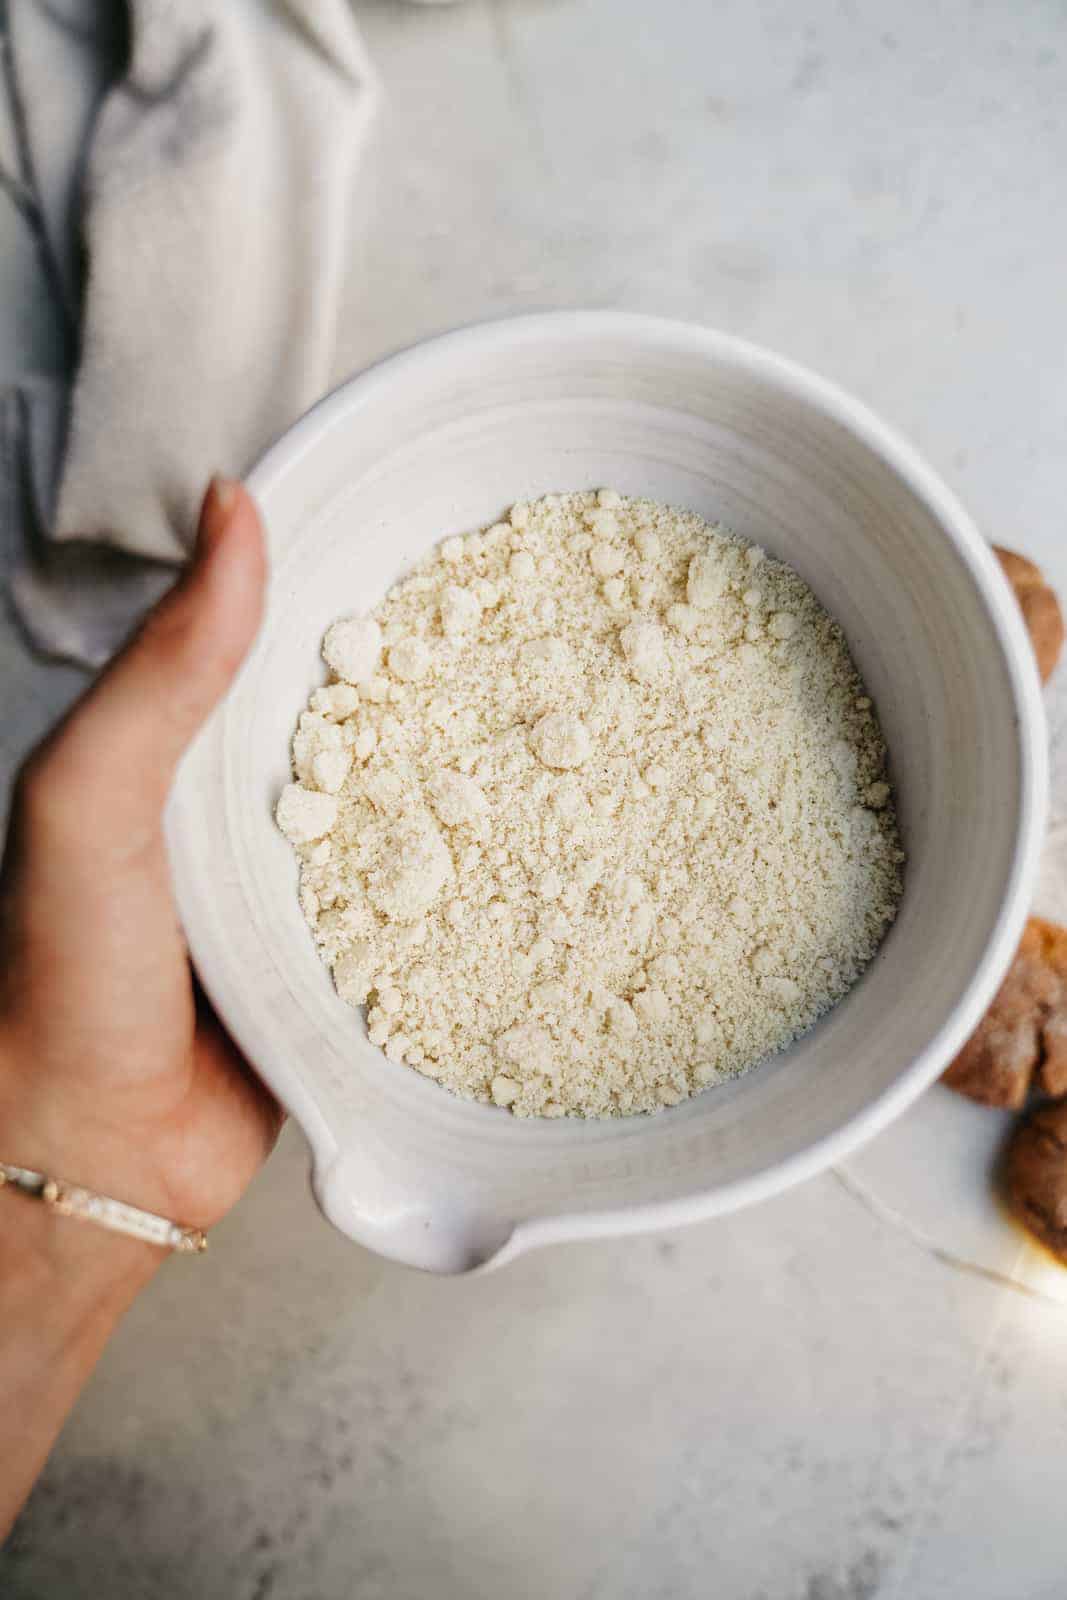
(168, 313, 1047, 1273)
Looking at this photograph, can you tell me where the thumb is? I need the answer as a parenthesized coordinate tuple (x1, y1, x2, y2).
(36, 477, 267, 845)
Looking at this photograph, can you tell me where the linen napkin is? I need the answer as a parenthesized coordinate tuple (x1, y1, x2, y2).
(4, 0, 378, 666)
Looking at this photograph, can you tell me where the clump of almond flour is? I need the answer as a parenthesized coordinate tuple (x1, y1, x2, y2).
(276, 491, 903, 1118)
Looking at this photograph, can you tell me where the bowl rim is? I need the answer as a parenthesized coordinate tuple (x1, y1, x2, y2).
(181, 310, 1049, 1267)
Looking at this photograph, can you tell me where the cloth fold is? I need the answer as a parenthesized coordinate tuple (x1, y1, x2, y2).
(3, 0, 378, 666)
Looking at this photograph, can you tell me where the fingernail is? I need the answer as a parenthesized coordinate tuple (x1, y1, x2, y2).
(208, 473, 240, 516)
(197, 475, 241, 556)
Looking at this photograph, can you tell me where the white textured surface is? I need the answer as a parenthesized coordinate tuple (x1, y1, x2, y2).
(3, 1, 1067, 1595)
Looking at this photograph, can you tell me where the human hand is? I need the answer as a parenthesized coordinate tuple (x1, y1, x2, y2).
(0, 477, 282, 1282)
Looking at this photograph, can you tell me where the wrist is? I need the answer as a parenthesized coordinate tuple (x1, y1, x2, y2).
(0, 1064, 163, 1543)
(0, 1171, 161, 1325)
(0, 1037, 169, 1308)
(0, 1094, 162, 1328)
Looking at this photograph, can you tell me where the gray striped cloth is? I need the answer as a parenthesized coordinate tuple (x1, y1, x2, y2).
(2, 0, 377, 665)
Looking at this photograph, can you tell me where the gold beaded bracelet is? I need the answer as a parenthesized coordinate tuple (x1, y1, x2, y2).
(0, 1162, 207, 1253)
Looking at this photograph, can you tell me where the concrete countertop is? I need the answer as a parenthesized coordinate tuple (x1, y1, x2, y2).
(2, 3, 1066, 1597)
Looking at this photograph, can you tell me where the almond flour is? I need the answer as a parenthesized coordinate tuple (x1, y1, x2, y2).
(276, 491, 903, 1117)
